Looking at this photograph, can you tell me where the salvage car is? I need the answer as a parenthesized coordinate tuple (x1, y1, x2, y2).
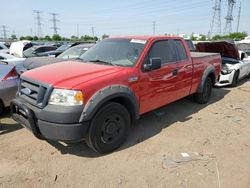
(11, 36, 221, 153)
(23, 45, 57, 58)
(37, 42, 81, 57)
(19, 43, 94, 73)
(196, 41, 250, 87)
(0, 42, 9, 54)
(0, 61, 19, 114)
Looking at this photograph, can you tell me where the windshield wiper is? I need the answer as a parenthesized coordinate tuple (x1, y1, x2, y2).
(88, 59, 114, 66)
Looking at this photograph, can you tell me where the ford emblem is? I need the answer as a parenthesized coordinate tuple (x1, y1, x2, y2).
(21, 88, 32, 95)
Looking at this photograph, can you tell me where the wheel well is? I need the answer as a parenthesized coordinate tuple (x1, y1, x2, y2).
(0, 99, 4, 107)
(107, 97, 137, 121)
(208, 72, 216, 86)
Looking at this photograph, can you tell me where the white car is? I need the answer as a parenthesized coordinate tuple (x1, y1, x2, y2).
(196, 41, 250, 87)
(0, 53, 26, 73)
(216, 51, 250, 87)
(0, 42, 9, 54)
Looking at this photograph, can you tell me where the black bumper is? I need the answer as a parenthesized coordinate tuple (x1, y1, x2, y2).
(10, 99, 90, 142)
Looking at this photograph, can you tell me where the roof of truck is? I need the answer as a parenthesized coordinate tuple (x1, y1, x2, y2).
(110, 35, 183, 40)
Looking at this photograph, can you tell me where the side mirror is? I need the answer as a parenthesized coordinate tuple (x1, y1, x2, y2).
(241, 53, 245, 60)
(143, 57, 162, 71)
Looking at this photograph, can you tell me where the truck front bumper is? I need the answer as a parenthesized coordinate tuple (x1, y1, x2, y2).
(10, 98, 89, 142)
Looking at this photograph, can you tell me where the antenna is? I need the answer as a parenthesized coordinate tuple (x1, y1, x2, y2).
(224, 0, 236, 35)
(33, 10, 43, 37)
(208, 0, 222, 37)
(49, 13, 59, 35)
(236, 2, 241, 32)
(153, 21, 156, 35)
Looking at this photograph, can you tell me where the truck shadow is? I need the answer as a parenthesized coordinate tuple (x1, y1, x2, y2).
(0, 108, 23, 135)
(47, 87, 230, 158)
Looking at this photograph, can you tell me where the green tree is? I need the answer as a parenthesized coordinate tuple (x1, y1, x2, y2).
(33, 36, 39, 41)
(52, 34, 62, 41)
(71, 35, 78, 41)
(200, 35, 207, 41)
(11, 34, 17, 40)
(44, 35, 52, 41)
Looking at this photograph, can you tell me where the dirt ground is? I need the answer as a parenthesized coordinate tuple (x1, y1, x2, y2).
(1, 80, 250, 188)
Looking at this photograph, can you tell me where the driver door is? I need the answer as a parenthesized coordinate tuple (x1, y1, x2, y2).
(139, 40, 179, 114)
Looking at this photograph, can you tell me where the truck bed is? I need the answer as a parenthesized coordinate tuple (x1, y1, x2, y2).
(191, 52, 220, 58)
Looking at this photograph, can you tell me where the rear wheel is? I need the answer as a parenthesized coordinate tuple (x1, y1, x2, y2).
(86, 102, 131, 154)
(247, 71, 250, 79)
(0, 101, 4, 115)
(231, 70, 239, 87)
(194, 77, 213, 104)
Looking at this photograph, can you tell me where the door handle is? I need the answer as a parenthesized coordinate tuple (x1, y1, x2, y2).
(172, 69, 178, 76)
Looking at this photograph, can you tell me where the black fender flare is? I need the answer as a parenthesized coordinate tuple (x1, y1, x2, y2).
(197, 65, 216, 93)
(79, 85, 140, 122)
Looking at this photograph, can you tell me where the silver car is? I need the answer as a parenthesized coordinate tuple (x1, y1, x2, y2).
(0, 61, 19, 114)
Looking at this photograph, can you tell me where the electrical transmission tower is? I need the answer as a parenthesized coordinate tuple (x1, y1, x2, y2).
(0, 25, 8, 40)
(33, 10, 43, 37)
(49, 13, 59, 35)
(209, 0, 222, 37)
(153, 21, 156, 35)
(236, 2, 241, 32)
(224, 0, 236, 35)
(91, 26, 95, 37)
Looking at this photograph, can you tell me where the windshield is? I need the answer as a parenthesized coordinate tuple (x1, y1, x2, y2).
(56, 44, 72, 52)
(23, 46, 38, 57)
(57, 45, 86, 59)
(222, 57, 239, 65)
(79, 38, 146, 67)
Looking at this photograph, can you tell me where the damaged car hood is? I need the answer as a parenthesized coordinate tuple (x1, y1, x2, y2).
(196, 41, 239, 60)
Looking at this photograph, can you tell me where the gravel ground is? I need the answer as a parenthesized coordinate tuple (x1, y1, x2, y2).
(1, 80, 250, 188)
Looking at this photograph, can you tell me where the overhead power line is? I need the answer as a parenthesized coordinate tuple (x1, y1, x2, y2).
(236, 2, 241, 32)
(0, 25, 8, 40)
(49, 13, 60, 35)
(33, 10, 43, 37)
(209, 0, 222, 37)
(224, 0, 236, 35)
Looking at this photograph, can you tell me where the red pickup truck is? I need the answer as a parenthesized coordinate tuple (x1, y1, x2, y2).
(11, 36, 221, 153)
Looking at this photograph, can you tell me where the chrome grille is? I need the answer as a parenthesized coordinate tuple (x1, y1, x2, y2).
(19, 79, 51, 108)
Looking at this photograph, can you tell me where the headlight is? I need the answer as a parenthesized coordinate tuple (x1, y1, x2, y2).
(221, 66, 233, 75)
(49, 89, 83, 106)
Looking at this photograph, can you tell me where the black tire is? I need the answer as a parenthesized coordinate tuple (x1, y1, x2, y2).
(194, 77, 213, 104)
(231, 70, 239, 87)
(86, 102, 131, 154)
(0, 101, 4, 115)
(247, 71, 250, 79)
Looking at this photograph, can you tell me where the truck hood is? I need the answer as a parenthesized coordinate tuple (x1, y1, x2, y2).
(21, 61, 124, 89)
(196, 41, 239, 60)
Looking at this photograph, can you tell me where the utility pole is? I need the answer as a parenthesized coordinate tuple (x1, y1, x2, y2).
(1, 25, 8, 40)
(49, 13, 59, 35)
(236, 2, 241, 32)
(77, 24, 79, 38)
(91, 27, 95, 37)
(153, 21, 156, 35)
(33, 10, 43, 37)
(208, 0, 222, 37)
(224, 0, 236, 35)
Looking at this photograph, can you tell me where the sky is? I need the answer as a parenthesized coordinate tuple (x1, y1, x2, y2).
(1, 0, 250, 38)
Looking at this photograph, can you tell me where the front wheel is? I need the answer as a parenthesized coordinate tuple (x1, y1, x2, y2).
(194, 77, 213, 104)
(86, 102, 131, 154)
(231, 70, 239, 87)
(0, 101, 4, 115)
